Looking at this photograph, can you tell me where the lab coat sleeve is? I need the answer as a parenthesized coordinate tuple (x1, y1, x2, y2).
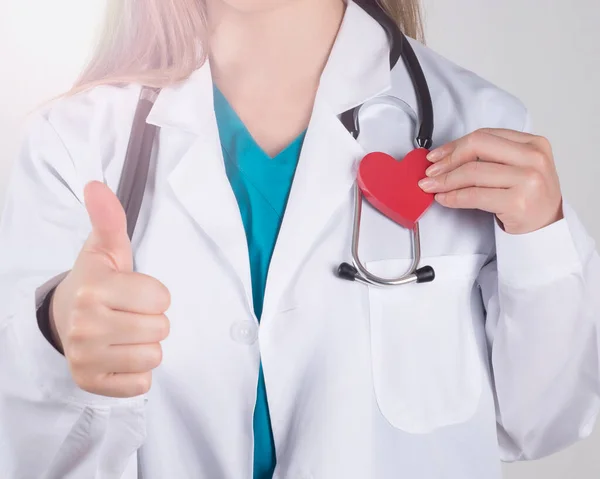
(0, 113, 144, 478)
(479, 200, 600, 461)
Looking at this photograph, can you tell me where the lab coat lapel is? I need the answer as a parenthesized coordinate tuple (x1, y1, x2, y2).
(147, 66, 253, 309)
(261, 2, 391, 320)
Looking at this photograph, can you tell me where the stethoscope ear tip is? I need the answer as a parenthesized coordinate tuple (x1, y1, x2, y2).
(338, 263, 435, 285)
(338, 262, 359, 282)
(415, 266, 435, 284)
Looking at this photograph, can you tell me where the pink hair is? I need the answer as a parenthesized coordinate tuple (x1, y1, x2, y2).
(68, 0, 423, 96)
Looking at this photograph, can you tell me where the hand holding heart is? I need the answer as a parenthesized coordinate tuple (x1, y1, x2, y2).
(418, 128, 564, 235)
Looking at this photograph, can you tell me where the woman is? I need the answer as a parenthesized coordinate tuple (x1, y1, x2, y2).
(0, 0, 598, 478)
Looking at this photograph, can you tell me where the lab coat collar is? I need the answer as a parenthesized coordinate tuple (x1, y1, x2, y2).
(318, 0, 392, 114)
(149, 65, 257, 312)
(146, 65, 215, 135)
(145, 1, 393, 319)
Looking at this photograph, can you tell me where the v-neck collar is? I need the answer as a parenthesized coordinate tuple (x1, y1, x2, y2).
(212, 85, 306, 164)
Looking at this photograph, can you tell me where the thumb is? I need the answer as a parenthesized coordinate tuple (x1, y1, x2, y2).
(83, 181, 133, 272)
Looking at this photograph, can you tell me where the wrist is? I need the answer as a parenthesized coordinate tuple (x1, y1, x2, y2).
(499, 197, 564, 235)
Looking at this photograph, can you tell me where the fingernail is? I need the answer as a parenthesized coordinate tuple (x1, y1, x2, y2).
(427, 148, 445, 162)
(435, 193, 447, 202)
(418, 178, 436, 192)
(425, 164, 442, 177)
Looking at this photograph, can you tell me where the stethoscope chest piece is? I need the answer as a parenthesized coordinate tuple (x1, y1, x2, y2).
(337, 148, 436, 287)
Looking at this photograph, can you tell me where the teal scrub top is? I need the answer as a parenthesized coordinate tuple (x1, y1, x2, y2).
(213, 85, 306, 479)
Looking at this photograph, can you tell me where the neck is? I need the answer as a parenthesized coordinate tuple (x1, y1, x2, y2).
(207, 0, 346, 91)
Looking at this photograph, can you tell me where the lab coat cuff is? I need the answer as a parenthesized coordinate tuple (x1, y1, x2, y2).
(12, 286, 145, 408)
(495, 208, 582, 289)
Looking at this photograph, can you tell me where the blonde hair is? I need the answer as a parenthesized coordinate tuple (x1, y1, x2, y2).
(70, 0, 423, 95)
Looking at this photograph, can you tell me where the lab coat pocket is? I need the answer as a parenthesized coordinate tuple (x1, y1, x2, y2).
(367, 254, 487, 434)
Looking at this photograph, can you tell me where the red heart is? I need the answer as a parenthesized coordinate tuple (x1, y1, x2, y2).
(357, 148, 434, 229)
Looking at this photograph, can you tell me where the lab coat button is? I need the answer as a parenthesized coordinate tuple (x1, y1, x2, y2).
(230, 321, 258, 345)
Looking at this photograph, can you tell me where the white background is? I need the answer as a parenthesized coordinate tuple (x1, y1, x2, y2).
(0, 0, 598, 477)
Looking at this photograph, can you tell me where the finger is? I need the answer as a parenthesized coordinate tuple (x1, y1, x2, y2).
(96, 372, 153, 398)
(434, 187, 513, 214)
(476, 128, 537, 143)
(419, 161, 526, 193)
(96, 272, 171, 314)
(100, 343, 163, 374)
(427, 129, 535, 162)
(83, 181, 133, 272)
(103, 311, 170, 345)
(426, 131, 538, 176)
(478, 128, 553, 156)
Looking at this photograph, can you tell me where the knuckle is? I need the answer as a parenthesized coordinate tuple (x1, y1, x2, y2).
(467, 131, 482, 146)
(157, 284, 172, 312)
(157, 315, 171, 341)
(524, 169, 545, 191)
(534, 135, 552, 152)
(147, 343, 163, 369)
(528, 147, 548, 169)
(134, 373, 153, 396)
(66, 312, 91, 342)
(441, 172, 451, 188)
(73, 284, 100, 308)
(141, 275, 171, 313)
(444, 191, 458, 206)
(124, 344, 163, 372)
(446, 151, 459, 168)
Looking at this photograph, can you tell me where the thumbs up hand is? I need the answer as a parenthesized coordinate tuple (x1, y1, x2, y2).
(50, 181, 171, 398)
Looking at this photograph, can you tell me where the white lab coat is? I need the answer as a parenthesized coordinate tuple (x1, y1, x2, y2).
(1, 3, 599, 478)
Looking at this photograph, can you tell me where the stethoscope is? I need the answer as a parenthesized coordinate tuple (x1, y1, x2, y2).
(336, 0, 436, 287)
(116, 0, 436, 287)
